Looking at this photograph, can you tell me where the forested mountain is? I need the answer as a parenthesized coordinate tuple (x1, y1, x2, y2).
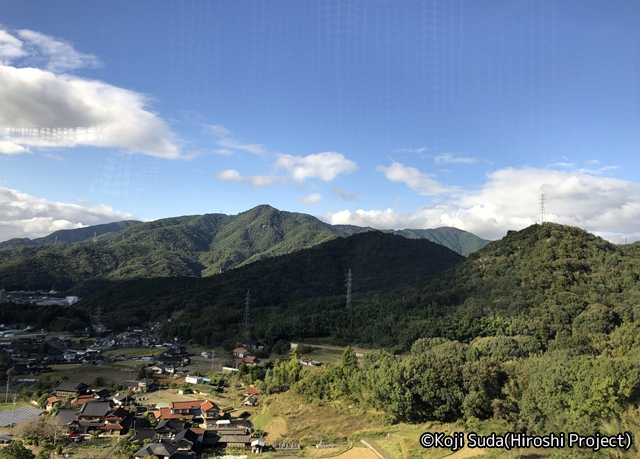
(0, 205, 488, 292)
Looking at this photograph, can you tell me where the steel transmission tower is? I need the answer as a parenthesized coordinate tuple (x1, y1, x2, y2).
(243, 290, 251, 327)
(346, 269, 352, 308)
(539, 192, 546, 224)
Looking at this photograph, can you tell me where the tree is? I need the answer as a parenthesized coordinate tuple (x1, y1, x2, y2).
(340, 346, 359, 373)
(0, 441, 35, 459)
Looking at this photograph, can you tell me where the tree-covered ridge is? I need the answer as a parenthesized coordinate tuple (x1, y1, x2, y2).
(0, 204, 488, 291)
(70, 231, 465, 340)
(0, 220, 141, 249)
(414, 223, 640, 344)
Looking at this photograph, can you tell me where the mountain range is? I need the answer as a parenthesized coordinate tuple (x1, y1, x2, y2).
(67, 222, 640, 350)
(0, 205, 489, 292)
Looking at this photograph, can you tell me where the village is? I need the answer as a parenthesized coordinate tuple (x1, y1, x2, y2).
(0, 326, 386, 459)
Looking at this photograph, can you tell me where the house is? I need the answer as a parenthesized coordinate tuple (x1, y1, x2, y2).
(243, 356, 258, 365)
(54, 381, 91, 398)
(75, 402, 112, 434)
(123, 378, 156, 393)
(251, 439, 265, 453)
(154, 420, 183, 438)
(133, 440, 178, 459)
(112, 392, 131, 406)
(172, 428, 200, 451)
(232, 347, 250, 358)
(99, 407, 134, 435)
(71, 394, 95, 406)
(242, 340, 264, 351)
(241, 395, 257, 407)
(243, 387, 260, 396)
(92, 389, 111, 401)
(215, 433, 252, 449)
(199, 400, 220, 426)
(51, 409, 79, 434)
(45, 396, 63, 411)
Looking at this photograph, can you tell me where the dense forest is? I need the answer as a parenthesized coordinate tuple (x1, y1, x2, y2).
(0, 205, 488, 292)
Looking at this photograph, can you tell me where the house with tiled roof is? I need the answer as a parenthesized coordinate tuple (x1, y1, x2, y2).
(232, 347, 250, 358)
(99, 407, 134, 435)
(54, 381, 91, 398)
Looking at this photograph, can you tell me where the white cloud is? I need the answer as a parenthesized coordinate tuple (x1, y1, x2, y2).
(329, 167, 640, 243)
(0, 139, 29, 155)
(377, 161, 456, 196)
(0, 30, 27, 63)
(16, 29, 101, 72)
(43, 153, 64, 161)
(275, 152, 357, 182)
(434, 153, 477, 164)
(297, 193, 322, 205)
(0, 28, 181, 159)
(0, 186, 137, 242)
(393, 147, 427, 154)
(215, 169, 283, 186)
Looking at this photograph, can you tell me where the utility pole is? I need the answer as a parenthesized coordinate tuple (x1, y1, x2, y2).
(10, 394, 16, 427)
(5, 369, 10, 403)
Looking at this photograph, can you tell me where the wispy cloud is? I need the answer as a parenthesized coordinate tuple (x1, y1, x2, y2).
(393, 147, 427, 154)
(16, 29, 101, 72)
(377, 161, 456, 196)
(433, 153, 477, 164)
(547, 160, 618, 176)
(208, 124, 267, 156)
(297, 193, 322, 205)
(0, 28, 182, 159)
(43, 153, 64, 161)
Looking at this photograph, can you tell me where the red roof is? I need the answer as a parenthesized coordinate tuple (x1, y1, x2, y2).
(169, 400, 204, 410)
(244, 387, 260, 395)
(200, 400, 218, 411)
(47, 396, 62, 404)
(154, 407, 194, 420)
(99, 424, 124, 430)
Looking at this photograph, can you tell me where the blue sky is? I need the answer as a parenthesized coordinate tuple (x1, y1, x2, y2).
(1, 0, 639, 242)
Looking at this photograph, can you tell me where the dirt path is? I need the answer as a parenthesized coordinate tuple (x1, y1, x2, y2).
(333, 447, 381, 459)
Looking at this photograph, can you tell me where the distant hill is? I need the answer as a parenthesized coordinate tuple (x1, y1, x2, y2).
(75, 231, 466, 340)
(0, 205, 489, 292)
(0, 221, 141, 249)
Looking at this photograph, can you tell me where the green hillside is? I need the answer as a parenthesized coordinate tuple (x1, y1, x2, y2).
(0, 205, 488, 292)
(60, 231, 465, 343)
